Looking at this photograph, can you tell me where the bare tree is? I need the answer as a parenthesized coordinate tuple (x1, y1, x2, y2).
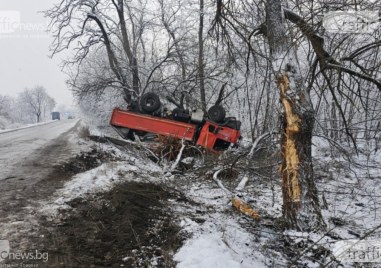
(158, 0, 194, 103)
(0, 95, 14, 129)
(0, 95, 12, 119)
(264, 0, 324, 230)
(213, 0, 381, 230)
(198, 0, 206, 111)
(45, 0, 141, 102)
(19, 86, 56, 123)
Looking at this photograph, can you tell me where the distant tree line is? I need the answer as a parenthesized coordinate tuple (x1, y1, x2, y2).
(0, 86, 56, 129)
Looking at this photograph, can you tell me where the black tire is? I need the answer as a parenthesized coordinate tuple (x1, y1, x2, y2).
(208, 105, 226, 123)
(172, 108, 191, 122)
(140, 93, 161, 113)
(226, 119, 241, 130)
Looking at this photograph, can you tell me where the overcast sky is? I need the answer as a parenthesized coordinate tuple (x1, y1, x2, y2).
(0, 0, 73, 106)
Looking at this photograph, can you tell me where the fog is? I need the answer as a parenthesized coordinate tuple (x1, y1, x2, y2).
(0, 0, 73, 106)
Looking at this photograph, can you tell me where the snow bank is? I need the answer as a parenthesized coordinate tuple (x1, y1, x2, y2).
(0, 120, 57, 134)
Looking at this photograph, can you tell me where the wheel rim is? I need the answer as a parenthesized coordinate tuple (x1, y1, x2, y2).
(146, 98, 155, 107)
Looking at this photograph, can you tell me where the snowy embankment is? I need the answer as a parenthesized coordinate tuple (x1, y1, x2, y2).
(40, 137, 269, 267)
(39, 130, 381, 267)
(40, 142, 162, 217)
(0, 120, 57, 134)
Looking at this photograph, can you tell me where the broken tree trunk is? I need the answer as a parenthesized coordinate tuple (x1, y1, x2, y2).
(266, 0, 325, 231)
(277, 72, 324, 230)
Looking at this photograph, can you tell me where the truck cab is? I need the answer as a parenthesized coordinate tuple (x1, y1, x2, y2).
(52, 112, 61, 120)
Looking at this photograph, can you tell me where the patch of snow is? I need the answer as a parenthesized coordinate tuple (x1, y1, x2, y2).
(172, 174, 277, 268)
(175, 216, 267, 268)
(175, 233, 250, 268)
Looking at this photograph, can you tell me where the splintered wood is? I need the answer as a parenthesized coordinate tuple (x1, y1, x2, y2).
(213, 169, 260, 220)
(278, 74, 301, 203)
(232, 197, 260, 220)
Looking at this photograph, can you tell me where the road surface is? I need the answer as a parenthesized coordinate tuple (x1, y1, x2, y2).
(0, 120, 79, 181)
(0, 119, 81, 249)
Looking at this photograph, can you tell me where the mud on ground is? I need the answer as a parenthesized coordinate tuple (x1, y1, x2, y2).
(38, 182, 183, 268)
(2, 130, 187, 267)
(58, 147, 117, 176)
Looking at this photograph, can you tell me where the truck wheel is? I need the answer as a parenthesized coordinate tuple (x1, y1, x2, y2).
(208, 105, 226, 123)
(140, 93, 161, 113)
(225, 118, 241, 130)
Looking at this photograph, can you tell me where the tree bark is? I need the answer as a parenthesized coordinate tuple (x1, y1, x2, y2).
(198, 0, 206, 111)
(266, 0, 325, 230)
(112, 0, 140, 100)
(277, 73, 324, 230)
(87, 14, 126, 91)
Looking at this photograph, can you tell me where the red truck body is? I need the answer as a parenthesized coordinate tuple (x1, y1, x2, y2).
(110, 108, 241, 151)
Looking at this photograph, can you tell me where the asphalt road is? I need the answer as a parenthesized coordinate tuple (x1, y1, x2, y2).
(0, 119, 81, 250)
(0, 120, 79, 181)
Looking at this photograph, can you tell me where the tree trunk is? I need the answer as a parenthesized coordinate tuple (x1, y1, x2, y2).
(278, 74, 325, 230)
(114, 0, 140, 100)
(88, 14, 127, 97)
(266, 0, 325, 230)
(198, 0, 206, 111)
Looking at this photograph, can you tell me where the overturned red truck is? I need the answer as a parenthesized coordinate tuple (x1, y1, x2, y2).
(110, 93, 241, 152)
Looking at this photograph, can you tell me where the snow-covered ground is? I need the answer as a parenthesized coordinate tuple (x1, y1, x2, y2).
(174, 223, 265, 268)
(38, 139, 272, 267)
(14, 126, 379, 267)
(40, 149, 161, 217)
(313, 137, 381, 238)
